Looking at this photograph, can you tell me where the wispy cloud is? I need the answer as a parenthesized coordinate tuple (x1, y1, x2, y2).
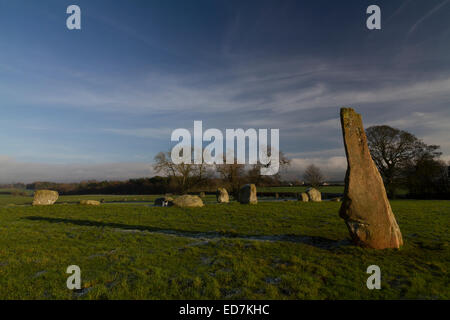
(408, 0, 450, 35)
(286, 156, 347, 181)
(102, 127, 173, 139)
(6, 58, 450, 117)
(1, 1, 449, 182)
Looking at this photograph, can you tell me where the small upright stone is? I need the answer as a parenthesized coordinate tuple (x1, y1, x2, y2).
(32, 190, 59, 206)
(239, 184, 257, 204)
(216, 188, 229, 203)
(339, 108, 403, 249)
(306, 187, 321, 202)
(299, 192, 309, 202)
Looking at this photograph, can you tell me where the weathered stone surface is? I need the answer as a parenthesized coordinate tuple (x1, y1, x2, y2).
(173, 195, 204, 208)
(239, 184, 257, 204)
(298, 192, 309, 202)
(32, 190, 59, 206)
(306, 187, 321, 202)
(339, 108, 403, 249)
(216, 188, 229, 203)
(80, 200, 100, 206)
(154, 196, 174, 207)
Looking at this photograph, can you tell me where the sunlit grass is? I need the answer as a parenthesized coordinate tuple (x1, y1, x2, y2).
(0, 196, 448, 299)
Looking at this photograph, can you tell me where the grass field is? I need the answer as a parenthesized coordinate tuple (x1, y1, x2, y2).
(0, 194, 159, 207)
(0, 185, 344, 207)
(0, 194, 448, 299)
(258, 186, 344, 193)
(258, 186, 409, 196)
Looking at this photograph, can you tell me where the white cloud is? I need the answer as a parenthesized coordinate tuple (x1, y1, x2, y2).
(284, 156, 347, 181)
(3, 52, 450, 121)
(379, 111, 450, 156)
(102, 127, 173, 139)
(285, 148, 345, 159)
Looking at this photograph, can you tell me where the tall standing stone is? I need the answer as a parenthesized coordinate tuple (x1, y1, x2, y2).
(339, 108, 403, 249)
(239, 184, 257, 204)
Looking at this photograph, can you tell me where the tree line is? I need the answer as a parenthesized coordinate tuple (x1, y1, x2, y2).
(13, 125, 449, 199)
(366, 125, 449, 199)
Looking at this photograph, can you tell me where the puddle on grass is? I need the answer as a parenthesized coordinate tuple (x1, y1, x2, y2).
(74, 287, 93, 297)
(33, 270, 48, 278)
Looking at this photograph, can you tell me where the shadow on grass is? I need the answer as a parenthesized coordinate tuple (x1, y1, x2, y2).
(23, 216, 351, 250)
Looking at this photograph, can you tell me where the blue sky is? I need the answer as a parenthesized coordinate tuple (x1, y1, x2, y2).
(0, 0, 449, 182)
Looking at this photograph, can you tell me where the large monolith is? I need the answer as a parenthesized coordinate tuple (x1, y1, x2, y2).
(339, 108, 403, 249)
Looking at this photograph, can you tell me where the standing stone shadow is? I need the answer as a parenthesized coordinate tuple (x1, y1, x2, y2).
(23, 216, 351, 250)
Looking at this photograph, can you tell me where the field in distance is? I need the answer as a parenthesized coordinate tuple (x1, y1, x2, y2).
(0, 186, 346, 207)
(258, 186, 344, 193)
(0, 193, 448, 299)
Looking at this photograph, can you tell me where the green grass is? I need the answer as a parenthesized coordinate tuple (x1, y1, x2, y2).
(258, 186, 409, 196)
(259, 186, 344, 193)
(0, 196, 448, 299)
(0, 194, 166, 207)
(0, 194, 220, 208)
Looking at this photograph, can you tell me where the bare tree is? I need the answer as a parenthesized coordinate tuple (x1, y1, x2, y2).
(216, 158, 245, 198)
(153, 151, 211, 193)
(247, 151, 291, 185)
(303, 164, 324, 188)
